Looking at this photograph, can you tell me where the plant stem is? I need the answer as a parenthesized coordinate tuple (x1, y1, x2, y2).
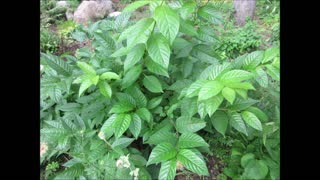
(160, 0, 165, 6)
(103, 139, 113, 150)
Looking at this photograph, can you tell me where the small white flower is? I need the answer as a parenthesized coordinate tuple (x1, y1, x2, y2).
(116, 154, 131, 168)
(134, 177, 138, 180)
(130, 168, 139, 177)
(109, 11, 121, 17)
(116, 159, 123, 168)
(98, 132, 105, 140)
(40, 142, 48, 157)
(176, 160, 184, 171)
(40, 65, 44, 71)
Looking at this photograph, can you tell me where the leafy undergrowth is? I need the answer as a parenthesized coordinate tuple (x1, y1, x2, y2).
(40, 0, 280, 180)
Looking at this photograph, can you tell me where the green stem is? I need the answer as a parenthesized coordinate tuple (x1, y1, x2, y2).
(160, 0, 165, 6)
(103, 139, 113, 150)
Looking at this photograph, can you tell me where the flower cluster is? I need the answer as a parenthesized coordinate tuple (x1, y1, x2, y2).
(176, 160, 184, 171)
(116, 154, 130, 168)
(130, 168, 139, 180)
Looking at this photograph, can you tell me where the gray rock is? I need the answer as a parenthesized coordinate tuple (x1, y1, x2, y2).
(66, 9, 74, 20)
(73, 0, 113, 25)
(56, 1, 69, 8)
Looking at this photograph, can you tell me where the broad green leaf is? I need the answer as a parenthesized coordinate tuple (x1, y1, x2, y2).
(199, 62, 231, 80)
(54, 164, 84, 179)
(121, 64, 142, 89)
(266, 64, 280, 81)
(98, 81, 112, 98)
(130, 154, 147, 167)
(227, 98, 259, 111)
(93, 31, 116, 51)
(126, 85, 147, 108)
(148, 96, 163, 109)
(147, 127, 177, 146)
(75, 47, 91, 58)
(129, 113, 142, 139)
(191, 44, 220, 65)
(177, 133, 209, 149)
(241, 111, 263, 131)
(186, 80, 208, 98)
(177, 149, 209, 176)
(222, 87, 236, 104)
(111, 137, 135, 149)
(101, 114, 117, 138)
(197, 102, 206, 119)
(182, 60, 193, 78)
(59, 103, 81, 112)
(149, 1, 161, 12)
(90, 75, 99, 85)
(113, 114, 132, 138)
(255, 67, 268, 88)
(224, 82, 255, 90)
(154, 5, 180, 44)
(118, 18, 155, 47)
(143, 75, 163, 93)
(41, 76, 60, 87)
(41, 53, 72, 76)
(72, 31, 87, 42)
(77, 61, 96, 76)
(203, 95, 224, 117)
(116, 93, 137, 107)
(242, 160, 269, 179)
(220, 70, 253, 83)
(246, 107, 268, 123)
(145, 56, 169, 77)
(100, 72, 120, 80)
(198, 5, 223, 25)
(168, 79, 193, 92)
(159, 159, 177, 180)
(111, 46, 131, 57)
(176, 116, 206, 133)
(114, 12, 131, 29)
(197, 26, 219, 44)
(243, 51, 264, 70)
(147, 143, 177, 166)
(124, 44, 145, 72)
(198, 81, 224, 101)
(136, 108, 152, 123)
(109, 102, 135, 114)
(272, 57, 280, 69)
(147, 33, 171, 70)
(262, 47, 279, 64)
(180, 19, 198, 36)
(123, 0, 151, 13)
(181, 97, 198, 118)
(229, 112, 248, 136)
(234, 89, 248, 99)
(179, 1, 196, 19)
(241, 153, 255, 168)
(79, 79, 93, 97)
(211, 111, 229, 136)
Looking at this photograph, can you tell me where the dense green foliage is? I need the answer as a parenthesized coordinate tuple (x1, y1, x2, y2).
(40, 25, 60, 54)
(40, 0, 280, 179)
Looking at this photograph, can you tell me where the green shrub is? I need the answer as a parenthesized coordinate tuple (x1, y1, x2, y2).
(40, 1, 279, 179)
(215, 20, 262, 59)
(40, 27, 60, 54)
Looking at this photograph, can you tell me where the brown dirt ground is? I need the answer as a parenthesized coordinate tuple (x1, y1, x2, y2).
(175, 155, 227, 180)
